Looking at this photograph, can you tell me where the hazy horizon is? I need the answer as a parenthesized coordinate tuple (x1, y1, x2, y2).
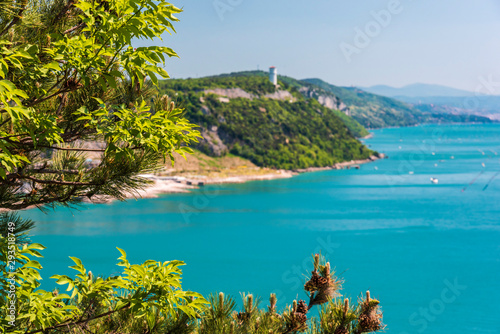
(135, 0, 500, 95)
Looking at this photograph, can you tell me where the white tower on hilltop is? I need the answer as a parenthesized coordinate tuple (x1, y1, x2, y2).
(269, 66, 277, 86)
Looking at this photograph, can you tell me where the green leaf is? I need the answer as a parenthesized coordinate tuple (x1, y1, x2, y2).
(44, 61, 60, 71)
(117, 247, 126, 259)
(24, 260, 42, 269)
(74, 2, 92, 11)
(53, 275, 73, 285)
(29, 243, 47, 251)
(69, 256, 85, 274)
(103, 73, 117, 88)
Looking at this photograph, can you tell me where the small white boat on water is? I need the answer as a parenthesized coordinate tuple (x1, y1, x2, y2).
(430, 178, 439, 184)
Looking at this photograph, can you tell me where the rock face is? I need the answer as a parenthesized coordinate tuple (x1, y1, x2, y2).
(264, 90, 296, 102)
(197, 127, 228, 157)
(201, 105, 211, 115)
(204, 88, 256, 100)
(204, 88, 296, 102)
(218, 97, 230, 103)
(196, 86, 350, 158)
(299, 86, 350, 115)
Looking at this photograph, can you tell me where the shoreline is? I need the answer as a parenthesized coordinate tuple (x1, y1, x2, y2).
(80, 170, 296, 205)
(292, 154, 382, 173)
(361, 133, 374, 139)
(109, 154, 385, 203)
(1, 154, 384, 209)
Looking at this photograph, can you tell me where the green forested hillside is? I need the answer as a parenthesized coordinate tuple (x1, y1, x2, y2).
(162, 71, 369, 137)
(330, 108, 370, 137)
(162, 71, 281, 96)
(159, 73, 375, 170)
(302, 78, 420, 128)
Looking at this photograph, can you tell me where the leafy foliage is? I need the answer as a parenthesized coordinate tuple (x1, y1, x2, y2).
(0, 223, 208, 333)
(0, 0, 200, 210)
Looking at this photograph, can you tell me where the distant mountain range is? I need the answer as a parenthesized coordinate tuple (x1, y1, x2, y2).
(360, 83, 500, 120)
(301, 79, 492, 128)
(362, 83, 478, 98)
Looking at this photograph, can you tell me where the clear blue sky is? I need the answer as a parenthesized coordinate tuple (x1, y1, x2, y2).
(137, 0, 500, 91)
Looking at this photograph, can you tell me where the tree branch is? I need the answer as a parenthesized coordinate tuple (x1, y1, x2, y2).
(4, 169, 80, 181)
(63, 22, 86, 35)
(51, 0, 77, 28)
(26, 87, 73, 108)
(30, 168, 81, 175)
(0, 2, 27, 38)
(25, 303, 131, 334)
(23, 175, 98, 186)
(45, 146, 105, 152)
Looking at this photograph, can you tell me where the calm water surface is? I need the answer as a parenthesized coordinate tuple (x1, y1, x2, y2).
(25, 124, 500, 334)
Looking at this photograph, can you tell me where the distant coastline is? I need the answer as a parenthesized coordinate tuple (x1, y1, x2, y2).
(83, 154, 384, 204)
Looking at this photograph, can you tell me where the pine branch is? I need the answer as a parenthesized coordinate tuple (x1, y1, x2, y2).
(51, 0, 77, 28)
(0, 0, 27, 38)
(0, 213, 34, 239)
(23, 175, 98, 186)
(28, 168, 81, 175)
(43, 146, 105, 152)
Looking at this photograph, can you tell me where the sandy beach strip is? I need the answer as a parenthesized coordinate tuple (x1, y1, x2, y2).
(134, 155, 383, 199)
(2, 156, 382, 209)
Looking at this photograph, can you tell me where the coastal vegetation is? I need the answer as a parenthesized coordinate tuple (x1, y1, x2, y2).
(159, 74, 375, 170)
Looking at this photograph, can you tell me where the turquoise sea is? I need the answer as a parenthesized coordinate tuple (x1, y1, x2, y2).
(25, 124, 500, 333)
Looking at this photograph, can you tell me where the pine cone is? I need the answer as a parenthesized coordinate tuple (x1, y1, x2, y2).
(358, 313, 382, 332)
(296, 300, 308, 315)
(310, 286, 337, 306)
(284, 310, 308, 333)
(304, 271, 329, 291)
(236, 312, 250, 322)
(292, 312, 308, 325)
(357, 298, 383, 332)
(334, 327, 349, 334)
